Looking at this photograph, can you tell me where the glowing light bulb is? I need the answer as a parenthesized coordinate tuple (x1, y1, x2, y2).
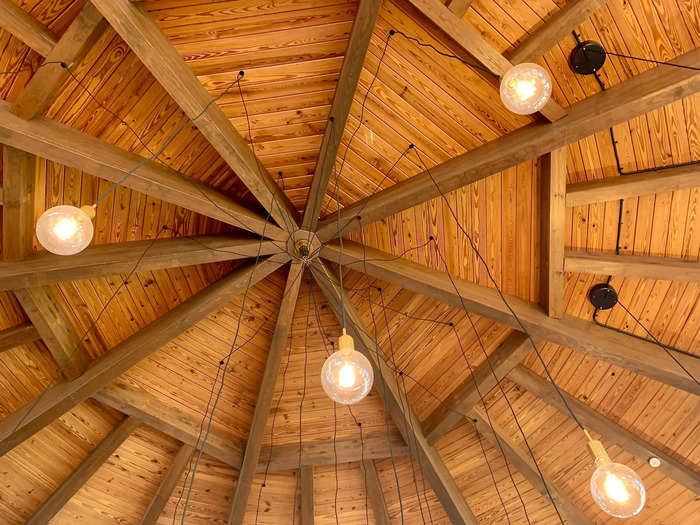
(338, 364, 356, 388)
(500, 63, 552, 115)
(603, 472, 630, 503)
(36, 205, 95, 256)
(321, 329, 373, 405)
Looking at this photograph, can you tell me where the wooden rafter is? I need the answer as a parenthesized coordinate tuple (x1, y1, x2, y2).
(301, 0, 382, 231)
(311, 260, 480, 525)
(0, 0, 57, 56)
(509, 365, 700, 493)
(91, 0, 299, 232)
(228, 261, 304, 525)
(300, 465, 314, 525)
(0, 323, 41, 353)
(316, 48, 700, 242)
(2, 145, 35, 261)
(565, 251, 700, 282)
(321, 241, 700, 394)
(360, 460, 391, 525)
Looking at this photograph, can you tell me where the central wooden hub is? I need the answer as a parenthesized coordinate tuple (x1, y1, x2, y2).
(286, 230, 321, 262)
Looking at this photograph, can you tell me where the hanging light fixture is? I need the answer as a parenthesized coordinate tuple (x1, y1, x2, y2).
(321, 329, 373, 405)
(586, 430, 646, 518)
(499, 63, 552, 115)
(36, 204, 95, 256)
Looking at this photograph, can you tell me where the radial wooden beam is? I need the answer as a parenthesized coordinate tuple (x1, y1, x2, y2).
(0, 323, 41, 353)
(0, 255, 288, 456)
(91, 0, 299, 232)
(509, 365, 700, 493)
(0, 0, 57, 56)
(566, 164, 700, 207)
(470, 407, 592, 525)
(0, 100, 285, 241)
(445, 0, 472, 18)
(300, 466, 314, 525)
(316, 48, 700, 242)
(139, 442, 194, 525)
(360, 460, 391, 525)
(540, 148, 567, 318)
(321, 241, 700, 395)
(2, 145, 35, 261)
(26, 416, 141, 525)
(228, 261, 304, 525)
(302, 0, 382, 230)
(311, 260, 479, 525)
(507, 0, 608, 64)
(11, 2, 107, 120)
(0, 235, 282, 291)
(565, 251, 700, 282)
(423, 331, 531, 444)
(405, 0, 566, 122)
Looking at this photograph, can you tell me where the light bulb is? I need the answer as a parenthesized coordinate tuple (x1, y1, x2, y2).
(36, 205, 95, 256)
(321, 329, 373, 405)
(500, 63, 552, 115)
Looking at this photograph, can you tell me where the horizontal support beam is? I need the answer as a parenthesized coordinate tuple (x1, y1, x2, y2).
(0, 323, 41, 352)
(565, 251, 700, 282)
(0, 0, 57, 56)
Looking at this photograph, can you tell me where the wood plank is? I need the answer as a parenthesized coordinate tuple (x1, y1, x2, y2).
(300, 465, 314, 525)
(311, 260, 479, 525)
(445, 0, 472, 18)
(360, 460, 391, 525)
(11, 2, 108, 120)
(0, 255, 288, 456)
(0, 0, 57, 56)
(91, 0, 299, 232)
(320, 241, 700, 395)
(566, 164, 700, 207)
(509, 365, 700, 493)
(228, 261, 304, 525)
(507, 0, 608, 64)
(470, 407, 592, 525)
(540, 148, 567, 318)
(0, 100, 285, 241)
(316, 48, 700, 242)
(26, 416, 141, 525)
(301, 0, 382, 230)
(2, 145, 35, 261)
(565, 251, 700, 281)
(422, 331, 531, 444)
(0, 235, 282, 291)
(0, 323, 41, 353)
(139, 442, 194, 525)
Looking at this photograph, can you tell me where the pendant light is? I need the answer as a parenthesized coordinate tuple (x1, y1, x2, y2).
(36, 204, 95, 256)
(499, 63, 552, 115)
(321, 329, 373, 405)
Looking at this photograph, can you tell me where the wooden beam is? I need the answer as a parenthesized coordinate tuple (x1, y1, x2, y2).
(301, 0, 382, 230)
(566, 164, 700, 207)
(360, 460, 391, 525)
(423, 331, 531, 444)
(509, 365, 700, 493)
(0, 100, 285, 241)
(0, 0, 57, 56)
(320, 241, 700, 395)
(0, 235, 282, 291)
(26, 416, 140, 525)
(311, 260, 479, 525)
(91, 0, 298, 232)
(11, 2, 107, 120)
(2, 145, 35, 261)
(0, 255, 288, 456)
(228, 261, 304, 525)
(0, 323, 41, 352)
(540, 148, 567, 318)
(507, 0, 607, 64)
(445, 0, 472, 18)
(470, 407, 592, 525)
(315, 48, 700, 242)
(139, 442, 194, 525)
(565, 251, 700, 282)
(300, 465, 314, 525)
(405, 0, 566, 122)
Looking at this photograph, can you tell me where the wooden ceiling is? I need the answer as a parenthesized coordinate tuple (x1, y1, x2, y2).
(0, 0, 698, 524)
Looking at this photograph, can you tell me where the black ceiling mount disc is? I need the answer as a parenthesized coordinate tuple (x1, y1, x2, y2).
(589, 283, 618, 310)
(570, 41, 607, 75)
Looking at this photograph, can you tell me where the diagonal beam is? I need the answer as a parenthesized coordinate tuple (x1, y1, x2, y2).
(565, 251, 700, 282)
(91, 0, 299, 232)
(316, 48, 700, 242)
(0, 323, 41, 353)
(311, 260, 479, 525)
(301, 0, 382, 231)
(26, 416, 141, 524)
(0, 0, 57, 56)
(0, 234, 282, 291)
(228, 261, 304, 525)
(321, 241, 700, 394)
(509, 365, 700, 493)
(300, 465, 314, 525)
(0, 255, 288, 456)
(360, 460, 391, 525)
(0, 101, 285, 241)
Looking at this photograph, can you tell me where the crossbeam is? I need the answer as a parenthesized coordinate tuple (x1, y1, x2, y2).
(565, 251, 700, 282)
(0, 323, 41, 353)
(0, 0, 57, 56)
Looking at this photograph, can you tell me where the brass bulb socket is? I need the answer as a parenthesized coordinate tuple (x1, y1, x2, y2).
(80, 204, 97, 220)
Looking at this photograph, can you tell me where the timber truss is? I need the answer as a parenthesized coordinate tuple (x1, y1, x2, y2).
(0, 0, 698, 524)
